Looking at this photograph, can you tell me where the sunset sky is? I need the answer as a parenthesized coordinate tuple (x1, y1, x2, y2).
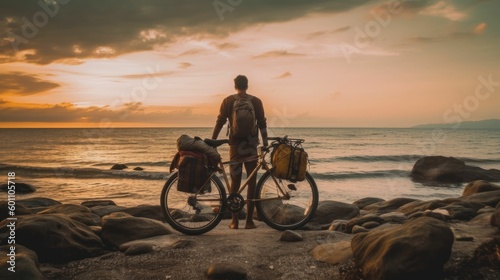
(1, 0, 499, 128)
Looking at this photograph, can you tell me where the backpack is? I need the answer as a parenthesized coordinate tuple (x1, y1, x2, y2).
(271, 144, 308, 182)
(230, 94, 258, 137)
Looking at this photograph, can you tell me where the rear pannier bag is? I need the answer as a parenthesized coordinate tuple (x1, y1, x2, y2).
(271, 144, 308, 182)
(175, 151, 211, 193)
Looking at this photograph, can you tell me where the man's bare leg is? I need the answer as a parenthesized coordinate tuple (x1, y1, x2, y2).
(245, 201, 256, 229)
(229, 212, 239, 229)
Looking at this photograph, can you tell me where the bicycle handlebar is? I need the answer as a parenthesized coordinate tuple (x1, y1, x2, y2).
(267, 135, 305, 144)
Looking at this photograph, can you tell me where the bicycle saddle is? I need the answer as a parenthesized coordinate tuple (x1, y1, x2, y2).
(204, 138, 229, 148)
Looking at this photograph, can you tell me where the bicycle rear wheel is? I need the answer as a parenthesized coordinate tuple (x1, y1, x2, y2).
(255, 170, 318, 231)
(160, 172, 226, 235)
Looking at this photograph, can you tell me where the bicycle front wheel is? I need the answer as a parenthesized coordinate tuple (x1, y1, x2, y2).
(255, 170, 318, 231)
(160, 172, 226, 235)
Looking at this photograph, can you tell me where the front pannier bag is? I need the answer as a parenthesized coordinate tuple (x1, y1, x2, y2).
(271, 144, 308, 182)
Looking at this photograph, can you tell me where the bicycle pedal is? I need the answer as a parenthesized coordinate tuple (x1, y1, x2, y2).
(287, 184, 297, 191)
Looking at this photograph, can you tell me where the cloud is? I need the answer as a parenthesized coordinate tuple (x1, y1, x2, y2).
(0, 0, 372, 64)
(473, 22, 487, 34)
(253, 50, 305, 59)
(307, 26, 350, 38)
(178, 62, 193, 69)
(405, 22, 488, 43)
(120, 71, 174, 79)
(0, 72, 60, 96)
(210, 42, 239, 50)
(0, 101, 212, 124)
(419, 1, 467, 21)
(274, 72, 292, 79)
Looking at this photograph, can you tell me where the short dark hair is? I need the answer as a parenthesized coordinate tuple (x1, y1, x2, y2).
(234, 75, 248, 90)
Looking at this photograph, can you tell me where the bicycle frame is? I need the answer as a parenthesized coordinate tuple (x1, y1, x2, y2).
(218, 148, 290, 202)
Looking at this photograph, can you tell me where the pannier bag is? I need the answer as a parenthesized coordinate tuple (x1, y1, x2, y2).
(272, 144, 308, 182)
(170, 135, 221, 193)
(174, 151, 211, 194)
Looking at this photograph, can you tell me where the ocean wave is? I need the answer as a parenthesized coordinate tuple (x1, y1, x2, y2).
(319, 155, 500, 164)
(91, 161, 169, 167)
(0, 164, 170, 180)
(310, 170, 410, 180)
(323, 155, 424, 163)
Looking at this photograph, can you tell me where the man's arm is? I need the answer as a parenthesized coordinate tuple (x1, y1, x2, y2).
(212, 98, 228, 139)
(255, 98, 268, 146)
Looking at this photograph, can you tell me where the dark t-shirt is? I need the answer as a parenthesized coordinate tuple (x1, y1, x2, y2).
(215, 93, 267, 146)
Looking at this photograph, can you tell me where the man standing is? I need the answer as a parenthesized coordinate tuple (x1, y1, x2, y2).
(212, 75, 268, 229)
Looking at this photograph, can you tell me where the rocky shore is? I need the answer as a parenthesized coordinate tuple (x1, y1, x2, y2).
(0, 156, 499, 280)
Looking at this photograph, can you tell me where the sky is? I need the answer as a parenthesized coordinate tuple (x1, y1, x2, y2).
(0, 0, 499, 128)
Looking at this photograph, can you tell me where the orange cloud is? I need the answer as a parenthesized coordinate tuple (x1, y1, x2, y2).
(473, 22, 488, 35)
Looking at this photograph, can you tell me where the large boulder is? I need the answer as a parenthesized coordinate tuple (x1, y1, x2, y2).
(0, 201, 32, 221)
(411, 156, 500, 183)
(352, 197, 385, 209)
(411, 156, 465, 182)
(0, 214, 106, 263)
(459, 190, 500, 207)
(351, 217, 454, 280)
(0, 245, 45, 280)
(101, 213, 171, 248)
(311, 201, 359, 225)
(311, 241, 353, 265)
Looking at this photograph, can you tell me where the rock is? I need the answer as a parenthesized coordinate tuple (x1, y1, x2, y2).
(364, 197, 419, 214)
(462, 180, 500, 196)
(101, 213, 171, 248)
(361, 221, 381, 229)
(351, 217, 454, 280)
(411, 156, 500, 183)
(133, 167, 144, 171)
(411, 156, 466, 182)
(352, 225, 369, 234)
(37, 204, 102, 226)
(265, 202, 306, 225)
(397, 200, 449, 215)
(311, 241, 353, 265)
(110, 164, 128, 170)
(311, 200, 360, 225)
(477, 206, 495, 215)
(352, 197, 385, 209)
(0, 182, 36, 193)
(170, 239, 194, 249)
(0, 201, 32, 221)
(16, 197, 61, 211)
(124, 243, 154, 256)
(121, 205, 165, 221)
(81, 200, 117, 208)
(379, 212, 407, 224)
(0, 245, 45, 280)
(328, 220, 349, 232)
(491, 206, 500, 229)
(0, 214, 106, 263)
(408, 211, 450, 222)
(280, 230, 303, 242)
(459, 190, 500, 207)
(89, 205, 127, 217)
(206, 263, 247, 280)
(346, 214, 385, 233)
(441, 205, 477, 221)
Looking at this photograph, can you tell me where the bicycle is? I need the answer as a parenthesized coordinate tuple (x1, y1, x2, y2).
(160, 136, 319, 235)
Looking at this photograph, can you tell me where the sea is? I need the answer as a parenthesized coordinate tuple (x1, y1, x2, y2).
(1, 128, 499, 207)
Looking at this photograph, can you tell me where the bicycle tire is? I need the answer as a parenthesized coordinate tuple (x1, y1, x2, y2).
(255, 170, 318, 231)
(160, 171, 227, 235)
